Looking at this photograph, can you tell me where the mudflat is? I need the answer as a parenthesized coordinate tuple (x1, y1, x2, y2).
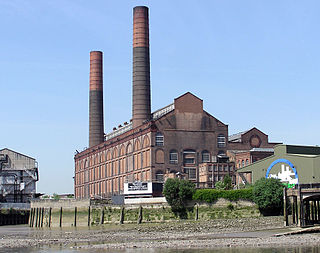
(1, 217, 320, 250)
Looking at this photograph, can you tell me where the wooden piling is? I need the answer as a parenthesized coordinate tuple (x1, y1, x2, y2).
(195, 204, 199, 221)
(29, 208, 33, 227)
(137, 206, 142, 224)
(41, 208, 44, 227)
(48, 208, 52, 228)
(59, 207, 63, 228)
(74, 207, 77, 227)
(100, 207, 104, 225)
(35, 208, 39, 227)
(120, 206, 124, 224)
(87, 207, 91, 227)
(32, 208, 36, 227)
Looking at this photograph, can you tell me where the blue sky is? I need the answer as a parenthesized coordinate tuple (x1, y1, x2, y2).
(1, 0, 319, 194)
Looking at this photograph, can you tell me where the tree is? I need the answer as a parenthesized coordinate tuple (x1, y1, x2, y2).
(252, 177, 284, 216)
(223, 175, 232, 190)
(163, 178, 195, 218)
(52, 193, 60, 200)
(214, 175, 232, 190)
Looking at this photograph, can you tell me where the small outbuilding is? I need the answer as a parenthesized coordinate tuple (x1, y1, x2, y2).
(237, 144, 320, 187)
(237, 144, 320, 227)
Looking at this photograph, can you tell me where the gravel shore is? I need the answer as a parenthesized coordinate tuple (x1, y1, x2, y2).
(1, 217, 320, 250)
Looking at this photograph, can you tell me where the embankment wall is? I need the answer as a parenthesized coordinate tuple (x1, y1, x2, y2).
(30, 198, 260, 228)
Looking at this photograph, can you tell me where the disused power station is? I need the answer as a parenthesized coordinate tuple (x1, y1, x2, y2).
(74, 6, 278, 200)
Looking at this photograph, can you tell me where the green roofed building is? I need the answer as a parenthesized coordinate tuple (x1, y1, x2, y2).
(237, 144, 320, 188)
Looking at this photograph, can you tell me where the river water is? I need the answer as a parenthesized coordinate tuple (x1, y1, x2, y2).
(1, 246, 319, 253)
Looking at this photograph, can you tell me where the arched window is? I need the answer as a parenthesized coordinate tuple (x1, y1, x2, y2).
(155, 132, 164, 146)
(143, 135, 150, 148)
(245, 159, 249, 166)
(202, 150, 210, 162)
(126, 143, 133, 172)
(169, 150, 178, 164)
(217, 134, 226, 148)
(241, 160, 245, 167)
(155, 149, 164, 164)
(134, 140, 141, 151)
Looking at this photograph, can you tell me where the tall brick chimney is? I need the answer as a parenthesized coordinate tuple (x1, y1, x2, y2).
(89, 51, 104, 147)
(132, 6, 151, 129)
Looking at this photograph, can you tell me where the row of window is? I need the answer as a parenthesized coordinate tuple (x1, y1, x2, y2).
(169, 150, 211, 164)
(238, 159, 250, 168)
(207, 164, 234, 172)
(77, 136, 151, 170)
(155, 133, 226, 148)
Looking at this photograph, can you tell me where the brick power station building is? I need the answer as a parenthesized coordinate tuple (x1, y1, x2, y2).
(74, 6, 278, 199)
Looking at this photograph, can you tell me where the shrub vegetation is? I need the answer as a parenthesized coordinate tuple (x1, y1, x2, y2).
(192, 188, 253, 203)
(252, 177, 284, 215)
(163, 178, 195, 218)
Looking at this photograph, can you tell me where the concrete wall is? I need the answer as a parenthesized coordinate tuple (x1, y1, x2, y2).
(0, 203, 30, 210)
(31, 199, 90, 209)
(29, 198, 259, 228)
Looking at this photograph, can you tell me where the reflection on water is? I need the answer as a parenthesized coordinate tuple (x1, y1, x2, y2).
(1, 246, 320, 253)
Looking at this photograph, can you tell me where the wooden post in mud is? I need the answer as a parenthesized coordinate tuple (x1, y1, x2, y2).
(137, 205, 142, 224)
(59, 207, 63, 227)
(32, 208, 35, 227)
(48, 208, 52, 228)
(29, 208, 33, 227)
(74, 207, 77, 227)
(120, 206, 124, 224)
(195, 204, 199, 221)
(38, 208, 42, 227)
(87, 207, 91, 227)
(32, 208, 37, 227)
(40, 208, 44, 227)
(37, 208, 41, 228)
(283, 187, 288, 226)
(100, 207, 104, 225)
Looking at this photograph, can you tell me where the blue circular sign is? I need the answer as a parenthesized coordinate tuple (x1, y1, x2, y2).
(265, 158, 299, 184)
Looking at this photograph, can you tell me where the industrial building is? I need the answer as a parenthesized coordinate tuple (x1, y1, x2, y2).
(74, 6, 279, 199)
(227, 127, 280, 184)
(237, 144, 320, 186)
(0, 148, 39, 203)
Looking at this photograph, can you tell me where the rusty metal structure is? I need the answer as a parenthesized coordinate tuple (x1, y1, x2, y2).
(132, 6, 151, 129)
(89, 51, 104, 148)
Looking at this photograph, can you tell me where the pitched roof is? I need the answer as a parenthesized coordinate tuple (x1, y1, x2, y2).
(228, 130, 249, 142)
(0, 148, 35, 160)
(228, 127, 267, 142)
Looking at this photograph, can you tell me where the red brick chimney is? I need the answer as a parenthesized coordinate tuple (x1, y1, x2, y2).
(89, 51, 104, 147)
(132, 6, 151, 129)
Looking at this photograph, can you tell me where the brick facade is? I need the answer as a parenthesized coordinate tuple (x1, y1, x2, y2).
(74, 93, 229, 199)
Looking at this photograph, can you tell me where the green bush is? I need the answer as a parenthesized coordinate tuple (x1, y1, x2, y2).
(163, 178, 195, 218)
(192, 188, 253, 203)
(252, 177, 284, 216)
(214, 175, 232, 190)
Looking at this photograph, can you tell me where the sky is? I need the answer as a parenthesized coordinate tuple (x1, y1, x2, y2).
(0, 0, 319, 194)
